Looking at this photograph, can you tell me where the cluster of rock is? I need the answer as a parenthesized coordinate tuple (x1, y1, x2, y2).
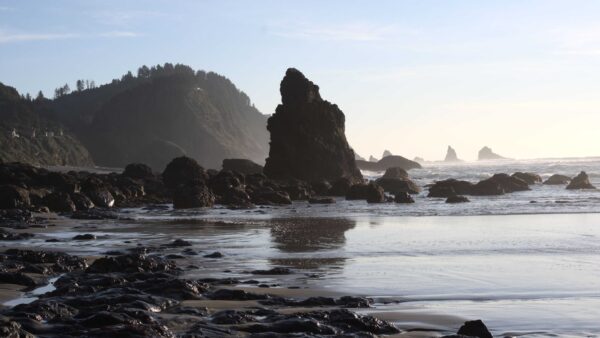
(428, 171, 595, 202)
(0, 162, 168, 213)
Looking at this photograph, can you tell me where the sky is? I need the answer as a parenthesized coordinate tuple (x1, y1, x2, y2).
(1, 0, 599, 161)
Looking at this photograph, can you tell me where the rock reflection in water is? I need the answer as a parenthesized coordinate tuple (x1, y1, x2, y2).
(269, 218, 355, 270)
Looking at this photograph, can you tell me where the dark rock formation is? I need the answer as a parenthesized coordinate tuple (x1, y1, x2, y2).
(122, 163, 154, 180)
(329, 177, 353, 196)
(566, 171, 596, 190)
(172, 181, 215, 209)
(544, 174, 571, 185)
(375, 177, 420, 194)
(446, 195, 470, 203)
(0, 185, 30, 209)
(222, 159, 263, 175)
(444, 146, 460, 162)
(471, 173, 529, 195)
(162, 156, 208, 190)
(309, 197, 336, 204)
(382, 167, 408, 179)
(382, 150, 393, 158)
(478, 146, 506, 160)
(43, 192, 76, 212)
(394, 192, 415, 203)
(354, 153, 366, 161)
(428, 179, 474, 198)
(456, 319, 493, 338)
(346, 182, 385, 203)
(512, 172, 542, 185)
(356, 155, 421, 172)
(263, 68, 362, 183)
(368, 155, 378, 162)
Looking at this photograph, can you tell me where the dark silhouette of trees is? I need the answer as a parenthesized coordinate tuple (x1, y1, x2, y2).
(35, 91, 45, 101)
(76, 80, 85, 92)
(54, 84, 70, 98)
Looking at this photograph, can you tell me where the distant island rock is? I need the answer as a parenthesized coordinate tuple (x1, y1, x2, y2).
(414, 157, 425, 163)
(354, 153, 366, 161)
(444, 146, 461, 162)
(263, 68, 362, 183)
(356, 155, 421, 172)
(382, 150, 392, 158)
(478, 146, 507, 160)
(368, 156, 378, 162)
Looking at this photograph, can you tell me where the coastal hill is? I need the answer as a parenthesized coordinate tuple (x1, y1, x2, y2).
(46, 63, 269, 170)
(0, 83, 93, 166)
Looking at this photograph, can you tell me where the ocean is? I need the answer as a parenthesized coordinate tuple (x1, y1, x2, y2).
(8, 157, 600, 337)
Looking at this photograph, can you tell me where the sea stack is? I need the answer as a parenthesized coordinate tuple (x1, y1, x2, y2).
(382, 150, 392, 158)
(444, 146, 459, 162)
(478, 146, 506, 160)
(263, 68, 363, 183)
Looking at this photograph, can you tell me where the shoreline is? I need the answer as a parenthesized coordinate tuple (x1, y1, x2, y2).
(0, 212, 483, 337)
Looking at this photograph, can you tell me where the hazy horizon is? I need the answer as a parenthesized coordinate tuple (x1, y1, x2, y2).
(1, 0, 599, 161)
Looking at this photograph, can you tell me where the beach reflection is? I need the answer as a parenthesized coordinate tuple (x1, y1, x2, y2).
(268, 218, 355, 270)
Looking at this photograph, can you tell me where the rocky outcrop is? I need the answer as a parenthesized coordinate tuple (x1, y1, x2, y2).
(471, 173, 529, 195)
(222, 159, 263, 175)
(512, 172, 542, 185)
(446, 195, 470, 203)
(375, 178, 420, 195)
(394, 192, 415, 204)
(356, 155, 421, 172)
(566, 171, 596, 190)
(354, 153, 366, 161)
(478, 146, 506, 160)
(368, 156, 378, 162)
(162, 156, 208, 190)
(444, 146, 460, 162)
(543, 174, 571, 185)
(427, 179, 474, 198)
(263, 68, 362, 183)
(382, 150, 392, 158)
(456, 319, 493, 338)
(346, 182, 385, 203)
(382, 167, 408, 179)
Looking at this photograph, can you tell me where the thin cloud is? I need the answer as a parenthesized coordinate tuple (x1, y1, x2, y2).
(0, 30, 140, 44)
(92, 9, 166, 26)
(269, 22, 404, 42)
(98, 31, 140, 38)
(0, 31, 79, 43)
(0, 6, 13, 11)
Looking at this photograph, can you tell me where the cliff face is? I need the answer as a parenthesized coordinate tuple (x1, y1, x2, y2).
(263, 68, 362, 183)
(0, 83, 93, 166)
(47, 64, 269, 170)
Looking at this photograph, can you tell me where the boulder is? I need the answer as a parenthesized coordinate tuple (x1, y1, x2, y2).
(375, 177, 420, 194)
(543, 174, 571, 185)
(346, 182, 385, 203)
(382, 167, 408, 179)
(222, 159, 263, 175)
(444, 146, 460, 162)
(394, 192, 415, 204)
(471, 174, 529, 195)
(456, 319, 493, 338)
(251, 189, 292, 205)
(446, 195, 470, 203)
(428, 179, 474, 197)
(329, 177, 353, 196)
(122, 163, 154, 180)
(162, 156, 208, 190)
(43, 192, 76, 212)
(311, 180, 332, 196)
(566, 171, 596, 190)
(512, 172, 542, 185)
(86, 188, 115, 208)
(263, 68, 362, 183)
(478, 146, 506, 160)
(356, 155, 421, 172)
(0, 185, 30, 209)
(172, 182, 215, 209)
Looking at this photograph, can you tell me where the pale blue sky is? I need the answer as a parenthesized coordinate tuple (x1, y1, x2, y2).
(1, 0, 600, 160)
